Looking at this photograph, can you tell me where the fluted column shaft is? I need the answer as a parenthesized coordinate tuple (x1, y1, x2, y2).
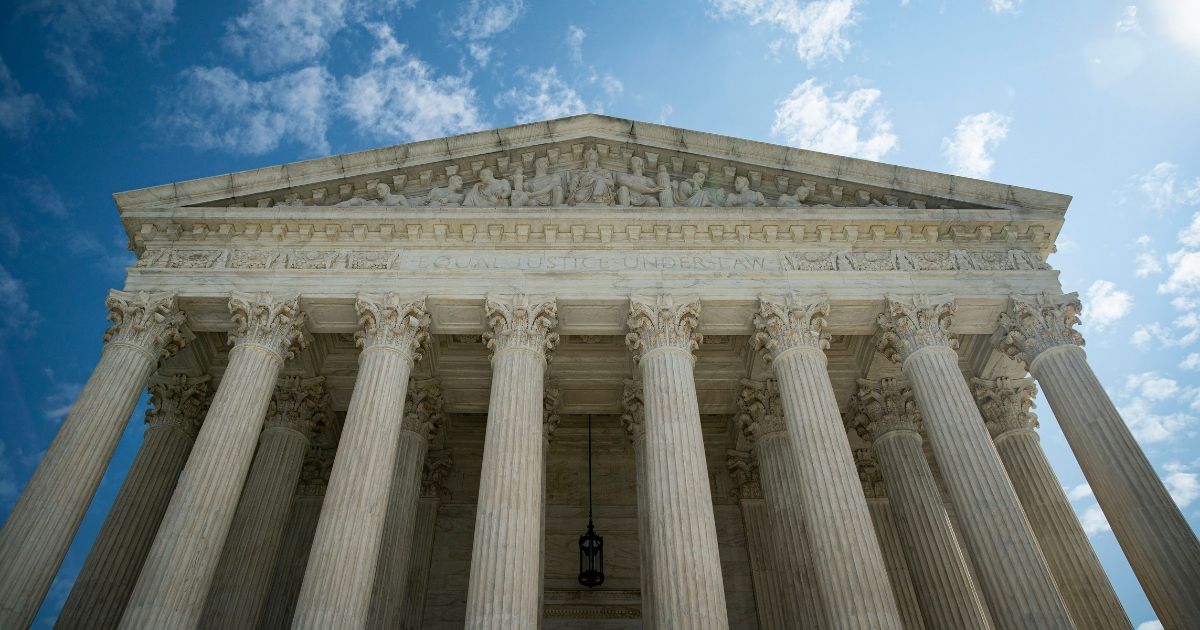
(367, 427, 433, 626)
(57, 376, 209, 630)
(867, 498, 926, 630)
(401, 495, 442, 629)
(122, 294, 304, 629)
(621, 381, 656, 629)
(0, 291, 185, 628)
(293, 294, 428, 629)
(1036, 347, 1200, 626)
(202, 376, 323, 629)
(464, 295, 558, 629)
(738, 498, 789, 630)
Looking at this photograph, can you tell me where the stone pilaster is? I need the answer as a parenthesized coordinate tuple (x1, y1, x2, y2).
(368, 378, 445, 628)
(201, 376, 328, 628)
(753, 294, 902, 629)
(401, 451, 453, 630)
(853, 379, 992, 629)
(626, 294, 728, 629)
(293, 293, 429, 629)
(736, 379, 824, 628)
(996, 293, 1200, 628)
(121, 292, 303, 629)
(0, 290, 186, 628)
(56, 375, 209, 630)
(876, 295, 1072, 629)
(464, 295, 559, 629)
(620, 379, 655, 629)
(727, 451, 789, 630)
(973, 376, 1131, 629)
(260, 436, 336, 630)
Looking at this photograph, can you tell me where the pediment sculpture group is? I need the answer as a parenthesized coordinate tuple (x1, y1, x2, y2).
(285, 149, 838, 210)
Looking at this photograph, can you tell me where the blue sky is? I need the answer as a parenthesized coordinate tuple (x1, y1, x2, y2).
(1, 0, 1199, 627)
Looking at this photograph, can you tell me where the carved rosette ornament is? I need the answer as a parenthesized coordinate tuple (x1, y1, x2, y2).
(266, 376, 329, 437)
(624, 294, 702, 362)
(401, 378, 445, 441)
(227, 292, 307, 360)
(355, 293, 430, 356)
(543, 381, 562, 442)
(855, 378, 922, 440)
(737, 379, 786, 444)
(103, 290, 188, 361)
(994, 293, 1086, 369)
(421, 451, 454, 499)
(972, 377, 1039, 440)
(875, 295, 959, 363)
(483, 294, 560, 361)
(620, 379, 644, 443)
(752, 295, 831, 362)
(145, 375, 212, 437)
(726, 450, 763, 500)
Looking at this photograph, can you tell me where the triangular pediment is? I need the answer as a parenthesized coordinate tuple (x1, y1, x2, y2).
(113, 114, 1070, 215)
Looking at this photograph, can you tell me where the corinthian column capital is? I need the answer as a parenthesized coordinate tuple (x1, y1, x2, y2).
(726, 449, 763, 500)
(104, 290, 188, 361)
(625, 293, 702, 361)
(228, 292, 307, 360)
(847, 431, 886, 500)
(875, 295, 958, 363)
(145, 374, 212, 437)
(737, 378, 786, 445)
(402, 378, 445, 441)
(266, 376, 329, 437)
(972, 377, 1039, 440)
(620, 379, 645, 443)
(994, 293, 1085, 369)
(355, 293, 430, 356)
(854, 378, 922, 440)
(484, 294, 559, 360)
(421, 450, 454, 499)
(753, 294, 831, 361)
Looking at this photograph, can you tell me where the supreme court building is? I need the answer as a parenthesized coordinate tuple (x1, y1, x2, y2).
(1, 114, 1198, 629)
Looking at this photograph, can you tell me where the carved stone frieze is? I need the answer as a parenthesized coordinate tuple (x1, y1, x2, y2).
(853, 378, 922, 440)
(625, 294, 702, 361)
(994, 292, 1085, 368)
(103, 289, 188, 361)
(354, 293, 430, 356)
(402, 378, 445, 441)
(227, 292, 307, 360)
(736, 378, 786, 444)
(726, 449, 763, 500)
(620, 379, 644, 443)
(753, 294, 830, 361)
(875, 295, 959, 363)
(144, 374, 212, 437)
(483, 294, 560, 360)
(972, 377, 1039, 439)
(265, 376, 329, 437)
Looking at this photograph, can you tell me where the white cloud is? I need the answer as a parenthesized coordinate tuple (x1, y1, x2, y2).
(158, 65, 333, 156)
(451, 0, 525, 42)
(0, 265, 38, 339)
(1084, 280, 1134, 330)
(341, 25, 486, 141)
(1131, 315, 1200, 349)
(467, 43, 493, 67)
(1117, 391, 1196, 443)
(566, 25, 587, 64)
(1160, 249, 1200, 296)
(1136, 622, 1164, 630)
(941, 111, 1011, 178)
(1179, 212, 1200, 248)
(43, 378, 83, 424)
(1115, 5, 1142, 33)
(1135, 252, 1163, 277)
(1078, 504, 1111, 536)
(1181, 353, 1200, 369)
(496, 66, 590, 124)
(1066, 482, 1094, 502)
(222, 0, 347, 74)
(1150, 0, 1200, 57)
(710, 0, 860, 65)
(0, 57, 48, 137)
(1133, 162, 1200, 213)
(1124, 372, 1179, 401)
(1163, 462, 1200, 508)
(989, 0, 1023, 14)
(771, 78, 897, 160)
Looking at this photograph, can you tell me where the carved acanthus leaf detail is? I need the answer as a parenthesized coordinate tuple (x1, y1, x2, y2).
(543, 381, 562, 443)
(297, 444, 336, 496)
(737, 379, 786, 444)
(972, 377, 1039, 439)
(625, 294, 702, 361)
(402, 378, 445, 441)
(620, 379, 645, 443)
(104, 290, 188, 361)
(994, 293, 1085, 368)
(854, 378, 922, 440)
(228, 292, 307, 360)
(421, 450, 454, 498)
(266, 376, 329, 437)
(145, 374, 212, 437)
(726, 449, 763, 500)
(484, 294, 560, 360)
(875, 295, 958, 363)
(847, 430, 886, 499)
(355, 293, 430, 357)
(753, 294, 830, 361)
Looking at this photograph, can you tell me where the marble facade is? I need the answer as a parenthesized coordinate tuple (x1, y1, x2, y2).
(1, 114, 1198, 629)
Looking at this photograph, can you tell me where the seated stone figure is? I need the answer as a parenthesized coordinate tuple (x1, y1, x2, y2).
(616, 156, 663, 207)
(676, 171, 725, 207)
(723, 176, 766, 207)
(511, 157, 564, 207)
(426, 175, 465, 207)
(777, 185, 811, 207)
(656, 164, 675, 207)
(568, 148, 616, 206)
(279, 192, 306, 207)
(462, 168, 512, 207)
(336, 183, 411, 207)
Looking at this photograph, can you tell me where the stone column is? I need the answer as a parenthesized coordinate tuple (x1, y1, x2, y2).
(121, 292, 304, 629)
(973, 376, 1132, 629)
(261, 436, 337, 630)
(726, 451, 790, 630)
(996, 293, 1200, 628)
(625, 294, 728, 629)
(736, 379, 824, 628)
(852, 378, 992, 629)
(752, 294, 902, 629)
(0, 290, 186, 628)
(293, 293, 429, 628)
(876, 295, 1072, 629)
(367, 379, 445, 628)
(620, 380, 655, 628)
(201, 376, 329, 628)
(56, 375, 210, 630)
(851, 435, 925, 630)
(401, 452, 453, 630)
(538, 382, 562, 630)
(464, 295, 559, 629)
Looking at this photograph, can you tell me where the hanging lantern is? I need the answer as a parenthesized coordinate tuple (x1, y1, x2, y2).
(578, 415, 605, 588)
